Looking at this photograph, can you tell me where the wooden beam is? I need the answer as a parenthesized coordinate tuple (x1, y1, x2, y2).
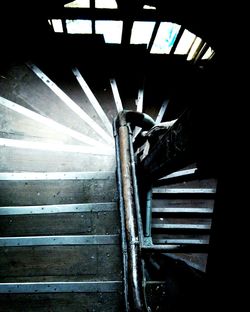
(170, 25, 184, 55)
(148, 20, 160, 52)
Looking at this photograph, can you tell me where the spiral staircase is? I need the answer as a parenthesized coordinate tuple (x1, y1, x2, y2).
(0, 34, 218, 310)
(0, 54, 124, 311)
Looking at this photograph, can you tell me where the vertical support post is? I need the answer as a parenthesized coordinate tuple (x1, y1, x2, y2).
(62, 18, 67, 33)
(90, 0, 96, 34)
(145, 188, 152, 238)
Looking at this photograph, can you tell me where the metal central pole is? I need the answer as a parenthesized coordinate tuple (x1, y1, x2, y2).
(119, 125, 145, 311)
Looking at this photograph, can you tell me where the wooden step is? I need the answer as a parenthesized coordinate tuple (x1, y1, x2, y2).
(0, 146, 115, 172)
(75, 68, 118, 122)
(152, 207, 213, 216)
(32, 61, 109, 130)
(0, 238, 121, 282)
(0, 105, 81, 146)
(152, 188, 216, 196)
(0, 202, 118, 236)
(0, 63, 111, 145)
(0, 172, 116, 206)
(152, 198, 214, 209)
(0, 292, 123, 312)
(26, 62, 113, 145)
(0, 96, 111, 149)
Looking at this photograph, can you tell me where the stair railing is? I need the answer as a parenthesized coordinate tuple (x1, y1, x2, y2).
(114, 108, 214, 311)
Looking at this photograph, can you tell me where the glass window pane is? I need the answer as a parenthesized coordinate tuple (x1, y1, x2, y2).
(96, 21, 123, 43)
(66, 20, 92, 34)
(130, 21, 156, 46)
(64, 0, 90, 8)
(187, 36, 202, 60)
(150, 22, 181, 54)
(202, 47, 214, 59)
(95, 0, 117, 9)
(174, 29, 196, 55)
(51, 19, 63, 33)
(143, 5, 156, 9)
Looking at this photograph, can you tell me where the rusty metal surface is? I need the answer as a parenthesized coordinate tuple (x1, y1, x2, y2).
(118, 125, 145, 311)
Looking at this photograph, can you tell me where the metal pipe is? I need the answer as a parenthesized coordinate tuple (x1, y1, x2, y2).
(119, 124, 145, 311)
(115, 111, 155, 311)
(145, 188, 152, 237)
(127, 125, 144, 244)
(113, 120, 130, 312)
(117, 110, 155, 129)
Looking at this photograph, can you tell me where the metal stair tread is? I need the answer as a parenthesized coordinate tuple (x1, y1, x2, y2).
(0, 171, 115, 181)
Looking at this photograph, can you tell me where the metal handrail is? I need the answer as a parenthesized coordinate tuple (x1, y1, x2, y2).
(114, 110, 210, 311)
(114, 111, 155, 311)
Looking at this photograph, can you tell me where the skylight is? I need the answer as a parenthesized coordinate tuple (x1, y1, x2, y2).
(96, 21, 123, 43)
(150, 22, 181, 54)
(95, 0, 117, 9)
(130, 21, 156, 46)
(202, 47, 214, 60)
(143, 5, 156, 10)
(64, 0, 90, 8)
(51, 20, 63, 33)
(66, 20, 92, 34)
(174, 29, 196, 55)
(187, 36, 202, 60)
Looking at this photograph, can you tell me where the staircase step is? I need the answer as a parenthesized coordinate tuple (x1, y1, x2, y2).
(74, 68, 118, 122)
(0, 173, 116, 206)
(157, 168, 198, 185)
(0, 292, 122, 312)
(0, 281, 122, 293)
(0, 202, 116, 215)
(152, 223, 211, 231)
(26, 62, 113, 145)
(152, 207, 213, 215)
(0, 97, 110, 149)
(0, 104, 81, 146)
(32, 61, 110, 128)
(153, 188, 216, 194)
(153, 177, 217, 189)
(0, 171, 115, 181)
(0, 63, 110, 145)
(0, 234, 119, 247)
(0, 146, 115, 172)
(0, 202, 118, 236)
(153, 238, 209, 245)
(72, 67, 113, 135)
(0, 241, 121, 281)
(152, 198, 214, 208)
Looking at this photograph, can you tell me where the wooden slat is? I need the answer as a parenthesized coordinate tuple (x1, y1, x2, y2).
(0, 179, 116, 206)
(26, 62, 113, 145)
(152, 207, 213, 215)
(110, 79, 123, 112)
(72, 67, 113, 135)
(0, 245, 121, 281)
(0, 281, 122, 293)
(0, 211, 119, 236)
(0, 292, 122, 311)
(0, 96, 107, 148)
(0, 202, 117, 215)
(152, 199, 214, 209)
(0, 171, 115, 181)
(153, 188, 216, 194)
(152, 223, 211, 230)
(0, 146, 115, 172)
